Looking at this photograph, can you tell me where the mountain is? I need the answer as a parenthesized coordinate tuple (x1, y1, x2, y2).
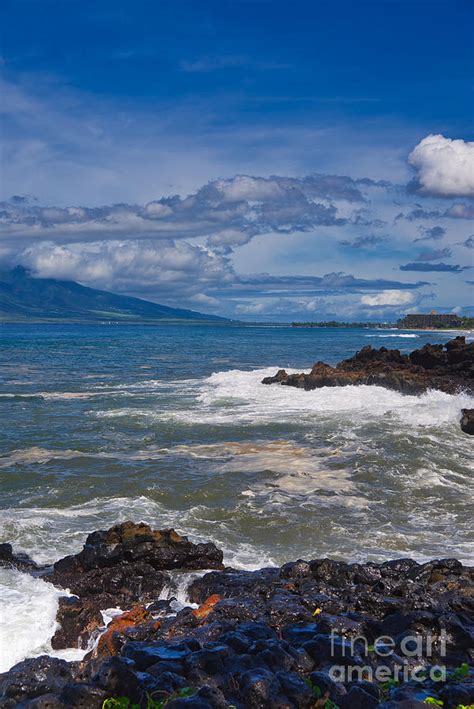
(0, 267, 227, 322)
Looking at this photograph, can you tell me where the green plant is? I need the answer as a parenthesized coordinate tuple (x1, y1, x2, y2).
(381, 679, 400, 697)
(102, 699, 138, 709)
(102, 687, 196, 709)
(423, 698, 443, 706)
(452, 662, 469, 679)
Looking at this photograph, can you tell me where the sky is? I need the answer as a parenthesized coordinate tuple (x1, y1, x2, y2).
(0, 0, 473, 321)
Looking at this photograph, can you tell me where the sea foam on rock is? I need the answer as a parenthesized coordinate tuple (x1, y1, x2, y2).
(262, 337, 474, 434)
(0, 523, 473, 707)
(262, 336, 474, 396)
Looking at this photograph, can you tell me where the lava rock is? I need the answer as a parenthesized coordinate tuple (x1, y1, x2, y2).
(460, 408, 474, 434)
(262, 337, 474, 403)
(0, 657, 73, 704)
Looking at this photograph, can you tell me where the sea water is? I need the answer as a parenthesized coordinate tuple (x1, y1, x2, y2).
(0, 323, 472, 671)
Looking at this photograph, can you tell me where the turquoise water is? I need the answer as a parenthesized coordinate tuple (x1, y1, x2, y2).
(0, 323, 473, 669)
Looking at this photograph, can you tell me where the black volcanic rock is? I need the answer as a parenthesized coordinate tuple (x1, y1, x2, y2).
(51, 521, 224, 576)
(0, 543, 41, 573)
(0, 541, 473, 707)
(262, 337, 474, 396)
(263, 337, 474, 435)
(460, 408, 474, 435)
(43, 522, 224, 649)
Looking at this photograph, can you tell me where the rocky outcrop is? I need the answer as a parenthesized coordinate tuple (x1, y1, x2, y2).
(262, 336, 474, 396)
(50, 521, 224, 579)
(263, 337, 474, 435)
(1, 527, 473, 708)
(460, 408, 474, 435)
(46, 522, 224, 650)
(1, 522, 224, 652)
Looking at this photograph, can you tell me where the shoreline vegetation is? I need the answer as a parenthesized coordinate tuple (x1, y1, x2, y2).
(3, 316, 473, 331)
(1, 522, 473, 708)
(291, 317, 474, 330)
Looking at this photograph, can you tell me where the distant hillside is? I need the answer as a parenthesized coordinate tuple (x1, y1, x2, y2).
(0, 267, 227, 322)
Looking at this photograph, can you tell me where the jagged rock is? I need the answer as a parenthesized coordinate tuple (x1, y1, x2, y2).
(0, 657, 73, 705)
(44, 522, 223, 649)
(2, 527, 473, 708)
(52, 521, 224, 576)
(51, 596, 103, 650)
(95, 606, 158, 658)
(0, 544, 41, 573)
(262, 336, 474, 396)
(460, 408, 474, 434)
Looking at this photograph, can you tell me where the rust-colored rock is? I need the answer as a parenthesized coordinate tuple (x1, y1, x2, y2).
(192, 593, 222, 621)
(44, 521, 223, 648)
(97, 606, 154, 657)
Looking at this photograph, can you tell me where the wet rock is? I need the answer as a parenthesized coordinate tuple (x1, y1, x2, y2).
(51, 596, 103, 650)
(1, 534, 473, 709)
(96, 606, 158, 658)
(0, 657, 73, 705)
(0, 544, 41, 573)
(188, 567, 279, 604)
(92, 656, 143, 701)
(45, 522, 223, 649)
(460, 408, 474, 434)
(239, 668, 281, 707)
(57, 682, 107, 708)
(122, 641, 193, 671)
(52, 521, 223, 577)
(339, 685, 380, 709)
(262, 336, 474, 399)
(50, 562, 170, 650)
(309, 670, 346, 701)
(192, 595, 222, 622)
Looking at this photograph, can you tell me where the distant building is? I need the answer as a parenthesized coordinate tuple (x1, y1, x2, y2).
(397, 313, 463, 329)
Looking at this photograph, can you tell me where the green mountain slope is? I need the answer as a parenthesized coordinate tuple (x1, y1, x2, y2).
(0, 267, 227, 322)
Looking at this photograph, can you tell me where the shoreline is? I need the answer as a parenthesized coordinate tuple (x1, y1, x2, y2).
(1, 521, 473, 708)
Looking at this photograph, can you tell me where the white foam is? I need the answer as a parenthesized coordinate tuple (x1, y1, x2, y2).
(190, 368, 474, 428)
(0, 568, 85, 673)
(366, 333, 419, 338)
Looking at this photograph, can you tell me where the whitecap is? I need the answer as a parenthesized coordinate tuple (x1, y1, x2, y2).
(0, 568, 85, 673)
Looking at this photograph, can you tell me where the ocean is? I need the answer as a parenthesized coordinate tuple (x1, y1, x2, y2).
(0, 322, 473, 671)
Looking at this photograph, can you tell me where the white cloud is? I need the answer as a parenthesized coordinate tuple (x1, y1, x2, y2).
(408, 134, 474, 198)
(0, 174, 361, 245)
(19, 239, 234, 307)
(360, 290, 416, 307)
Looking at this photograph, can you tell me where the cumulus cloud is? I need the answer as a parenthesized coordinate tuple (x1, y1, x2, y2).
(0, 173, 372, 246)
(19, 239, 235, 306)
(14, 236, 431, 317)
(234, 288, 432, 321)
(408, 134, 474, 198)
(360, 290, 416, 307)
(461, 235, 474, 249)
(400, 262, 470, 273)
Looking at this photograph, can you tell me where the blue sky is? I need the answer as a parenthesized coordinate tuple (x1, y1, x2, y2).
(1, 0, 473, 320)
